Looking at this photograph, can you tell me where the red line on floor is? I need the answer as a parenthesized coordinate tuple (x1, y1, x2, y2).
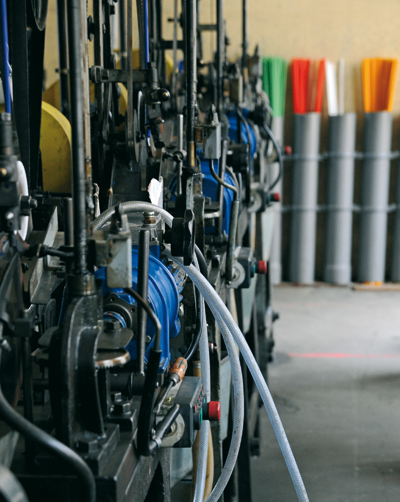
(288, 353, 400, 359)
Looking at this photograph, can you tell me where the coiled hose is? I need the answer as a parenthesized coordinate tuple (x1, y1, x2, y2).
(92, 201, 309, 502)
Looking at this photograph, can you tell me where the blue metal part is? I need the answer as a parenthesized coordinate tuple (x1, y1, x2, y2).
(95, 246, 182, 372)
(201, 157, 235, 235)
(226, 109, 257, 158)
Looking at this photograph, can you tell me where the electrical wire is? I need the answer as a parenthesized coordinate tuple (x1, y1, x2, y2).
(0, 0, 11, 113)
(208, 159, 238, 200)
(0, 345, 95, 502)
(195, 246, 208, 280)
(123, 287, 162, 351)
(183, 285, 203, 362)
(264, 120, 283, 191)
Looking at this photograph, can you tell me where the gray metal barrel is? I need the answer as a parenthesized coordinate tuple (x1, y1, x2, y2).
(391, 159, 400, 281)
(358, 112, 392, 283)
(324, 113, 357, 284)
(269, 115, 284, 284)
(289, 113, 321, 284)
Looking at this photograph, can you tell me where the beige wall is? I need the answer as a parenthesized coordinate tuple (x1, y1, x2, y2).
(45, 0, 400, 116)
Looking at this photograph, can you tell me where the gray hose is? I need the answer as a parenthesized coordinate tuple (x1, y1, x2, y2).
(93, 202, 309, 502)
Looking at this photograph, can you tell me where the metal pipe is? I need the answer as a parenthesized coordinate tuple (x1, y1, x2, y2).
(241, 0, 248, 75)
(63, 197, 74, 246)
(324, 113, 356, 285)
(289, 113, 321, 284)
(136, 0, 147, 69)
(137, 228, 150, 374)
(226, 199, 239, 282)
(66, 0, 88, 275)
(56, 0, 69, 118)
(217, 140, 227, 235)
(119, 0, 127, 69)
(185, 0, 197, 170)
(358, 112, 392, 282)
(216, 0, 224, 116)
(176, 114, 184, 195)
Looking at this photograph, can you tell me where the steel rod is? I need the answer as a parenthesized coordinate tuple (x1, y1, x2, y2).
(137, 229, 150, 374)
(216, 0, 224, 116)
(185, 0, 197, 169)
(67, 0, 88, 275)
(119, 0, 127, 69)
(56, 0, 69, 118)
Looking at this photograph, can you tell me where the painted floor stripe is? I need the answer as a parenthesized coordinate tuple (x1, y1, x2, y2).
(288, 353, 400, 359)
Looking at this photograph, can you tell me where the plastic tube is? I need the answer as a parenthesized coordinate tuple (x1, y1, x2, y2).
(192, 285, 211, 502)
(193, 420, 210, 502)
(93, 202, 308, 501)
(176, 257, 244, 502)
(174, 260, 309, 502)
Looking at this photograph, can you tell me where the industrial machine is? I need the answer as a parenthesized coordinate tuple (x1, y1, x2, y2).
(0, 1, 307, 501)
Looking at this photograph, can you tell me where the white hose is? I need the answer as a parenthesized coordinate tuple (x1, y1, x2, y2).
(193, 282, 211, 502)
(193, 420, 210, 502)
(16, 161, 28, 240)
(92, 202, 309, 502)
(171, 260, 310, 502)
(190, 253, 244, 502)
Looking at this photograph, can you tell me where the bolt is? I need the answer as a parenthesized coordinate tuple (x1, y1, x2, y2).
(111, 392, 122, 403)
(76, 437, 98, 453)
(145, 335, 152, 343)
(104, 319, 120, 331)
(113, 401, 131, 415)
(143, 211, 156, 225)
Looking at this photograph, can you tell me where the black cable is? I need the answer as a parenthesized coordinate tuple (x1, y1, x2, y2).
(183, 285, 203, 362)
(195, 246, 208, 280)
(124, 287, 162, 351)
(0, 345, 95, 502)
(236, 106, 283, 192)
(208, 159, 238, 200)
(264, 121, 283, 191)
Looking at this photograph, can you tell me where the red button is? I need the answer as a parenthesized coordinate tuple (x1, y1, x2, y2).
(270, 193, 281, 202)
(208, 401, 221, 421)
(284, 145, 292, 155)
(256, 261, 267, 275)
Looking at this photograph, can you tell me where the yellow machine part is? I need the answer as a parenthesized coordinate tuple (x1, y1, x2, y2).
(41, 101, 72, 193)
(42, 81, 61, 110)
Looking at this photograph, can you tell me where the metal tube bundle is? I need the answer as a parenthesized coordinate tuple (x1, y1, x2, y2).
(269, 115, 284, 284)
(289, 113, 321, 284)
(324, 113, 356, 284)
(357, 112, 392, 283)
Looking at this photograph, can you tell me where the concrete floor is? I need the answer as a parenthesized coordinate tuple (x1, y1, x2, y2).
(251, 285, 400, 502)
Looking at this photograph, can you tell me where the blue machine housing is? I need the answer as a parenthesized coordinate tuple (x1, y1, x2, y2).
(95, 246, 182, 372)
(201, 157, 235, 235)
(226, 109, 257, 160)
